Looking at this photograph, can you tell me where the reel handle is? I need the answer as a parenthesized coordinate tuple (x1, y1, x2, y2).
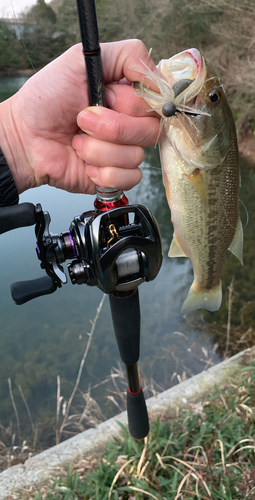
(11, 276, 57, 305)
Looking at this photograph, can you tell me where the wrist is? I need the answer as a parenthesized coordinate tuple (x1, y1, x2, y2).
(0, 98, 35, 194)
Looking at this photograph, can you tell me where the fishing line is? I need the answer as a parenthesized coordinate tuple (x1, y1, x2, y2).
(239, 198, 249, 229)
(146, 165, 161, 171)
(9, 0, 35, 71)
(204, 75, 222, 85)
(218, 192, 243, 233)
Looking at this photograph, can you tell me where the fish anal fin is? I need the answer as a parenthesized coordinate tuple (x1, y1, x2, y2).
(168, 236, 187, 258)
(228, 217, 243, 265)
(181, 280, 222, 316)
(184, 168, 209, 211)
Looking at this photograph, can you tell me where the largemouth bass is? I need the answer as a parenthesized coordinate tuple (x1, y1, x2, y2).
(135, 48, 243, 315)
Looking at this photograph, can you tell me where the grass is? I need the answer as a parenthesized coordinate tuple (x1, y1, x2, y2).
(17, 363, 255, 500)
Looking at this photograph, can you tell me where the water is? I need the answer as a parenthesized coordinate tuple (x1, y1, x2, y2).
(0, 77, 254, 440)
(0, 76, 29, 102)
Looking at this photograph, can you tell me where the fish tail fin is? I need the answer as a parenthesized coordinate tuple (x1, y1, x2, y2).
(181, 281, 222, 316)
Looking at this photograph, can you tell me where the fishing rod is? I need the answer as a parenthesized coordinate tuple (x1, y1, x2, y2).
(75, 0, 151, 438)
(0, 0, 163, 440)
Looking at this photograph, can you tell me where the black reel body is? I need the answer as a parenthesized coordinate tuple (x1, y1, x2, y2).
(1, 202, 162, 304)
(70, 204, 162, 293)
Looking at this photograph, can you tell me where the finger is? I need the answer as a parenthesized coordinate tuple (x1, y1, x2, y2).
(72, 134, 145, 168)
(106, 84, 158, 117)
(76, 106, 159, 147)
(101, 39, 159, 91)
(85, 165, 143, 191)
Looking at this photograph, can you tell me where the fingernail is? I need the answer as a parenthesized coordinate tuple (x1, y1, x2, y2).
(78, 108, 101, 132)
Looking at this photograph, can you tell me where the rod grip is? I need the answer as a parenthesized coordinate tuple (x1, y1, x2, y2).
(0, 202, 36, 234)
(127, 387, 149, 439)
(109, 289, 140, 365)
(11, 276, 57, 305)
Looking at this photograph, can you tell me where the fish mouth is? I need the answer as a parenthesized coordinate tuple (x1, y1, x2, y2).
(157, 48, 207, 118)
(133, 47, 208, 141)
(158, 48, 203, 87)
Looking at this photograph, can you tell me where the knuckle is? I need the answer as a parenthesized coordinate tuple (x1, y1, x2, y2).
(113, 119, 124, 143)
(133, 146, 145, 167)
(99, 167, 116, 188)
(83, 137, 95, 164)
(133, 168, 143, 186)
(130, 39, 147, 54)
(96, 113, 124, 143)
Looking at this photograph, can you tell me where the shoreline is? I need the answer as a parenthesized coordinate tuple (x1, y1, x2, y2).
(1, 346, 254, 499)
(0, 68, 36, 78)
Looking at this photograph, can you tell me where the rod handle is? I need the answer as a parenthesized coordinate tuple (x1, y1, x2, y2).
(109, 289, 140, 365)
(127, 387, 149, 439)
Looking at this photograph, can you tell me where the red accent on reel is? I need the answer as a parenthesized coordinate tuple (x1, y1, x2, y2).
(94, 195, 129, 212)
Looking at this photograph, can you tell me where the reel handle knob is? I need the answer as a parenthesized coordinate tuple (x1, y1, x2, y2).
(11, 276, 57, 305)
(0, 203, 36, 234)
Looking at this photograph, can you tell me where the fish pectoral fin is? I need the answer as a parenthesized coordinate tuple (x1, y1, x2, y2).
(168, 236, 187, 258)
(184, 168, 209, 211)
(181, 281, 222, 316)
(228, 217, 243, 265)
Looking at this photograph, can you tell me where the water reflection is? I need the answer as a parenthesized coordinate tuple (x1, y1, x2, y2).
(1, 76, 253, 440)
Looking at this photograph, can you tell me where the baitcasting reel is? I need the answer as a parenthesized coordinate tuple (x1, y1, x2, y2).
(0, 200, 162, 305)
(0, 198, 162, 439)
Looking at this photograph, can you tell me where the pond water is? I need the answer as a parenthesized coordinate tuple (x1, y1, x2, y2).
(0, 77, 254, 444)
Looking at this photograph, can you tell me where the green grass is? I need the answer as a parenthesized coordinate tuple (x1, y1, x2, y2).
(19, 363, 255, 500)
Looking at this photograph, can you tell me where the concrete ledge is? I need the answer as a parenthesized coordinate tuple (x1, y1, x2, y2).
(1, 346, 255, 499)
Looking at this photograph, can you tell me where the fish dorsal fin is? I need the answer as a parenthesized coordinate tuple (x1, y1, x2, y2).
(168, 236, 187, 258)
(228, 216, 243, 265)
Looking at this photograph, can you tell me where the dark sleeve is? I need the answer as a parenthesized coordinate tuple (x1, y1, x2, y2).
(0, 148, 19, 207)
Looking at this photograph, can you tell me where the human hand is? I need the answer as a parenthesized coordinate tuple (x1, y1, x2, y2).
(0, 39, 160, 195)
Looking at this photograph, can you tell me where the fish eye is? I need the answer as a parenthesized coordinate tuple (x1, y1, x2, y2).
(209, 89, 221, 104)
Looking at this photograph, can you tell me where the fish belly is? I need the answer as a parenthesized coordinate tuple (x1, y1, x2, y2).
(159, 133, 240, 315)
